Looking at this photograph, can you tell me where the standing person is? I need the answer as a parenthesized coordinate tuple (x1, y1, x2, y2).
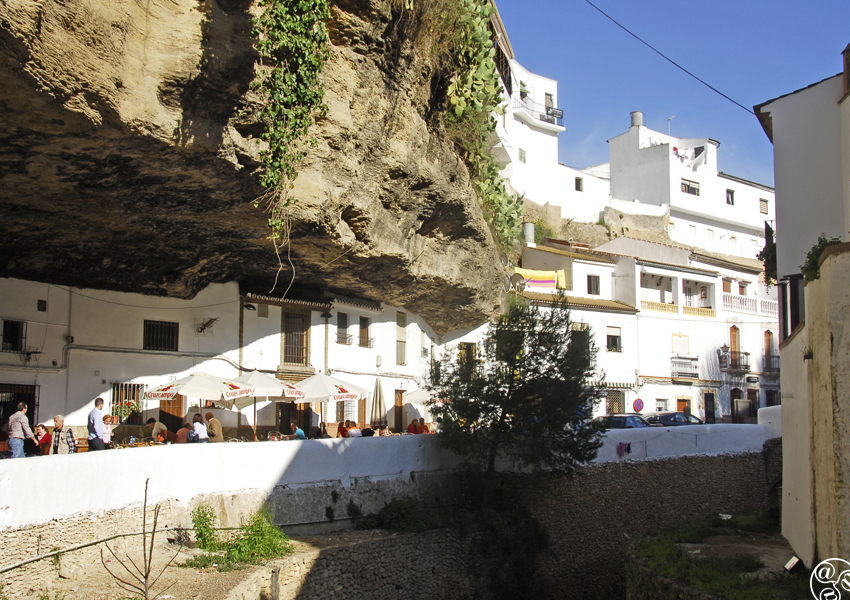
(205, 412, 224, 443)
(8, 402, 37, 458)
(192, 413, 210, 443)
(51, 415, 76, 454)
(35, 424, 52, 455)
(87, 398, 106, 451)
(102, 415, 113, 448)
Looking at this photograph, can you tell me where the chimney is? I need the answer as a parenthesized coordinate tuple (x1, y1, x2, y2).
(843, 44, 850, 96)
(630, 111, 644, 128)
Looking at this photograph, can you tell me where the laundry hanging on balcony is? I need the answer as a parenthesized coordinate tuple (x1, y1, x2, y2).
(514, 267, 567, 290)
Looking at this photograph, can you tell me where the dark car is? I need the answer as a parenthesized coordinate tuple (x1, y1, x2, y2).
(642, 411, 704, 427)
(593, 413, 656, 430)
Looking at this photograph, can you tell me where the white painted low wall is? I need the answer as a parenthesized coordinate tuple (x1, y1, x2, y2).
(0, 425, 776, 532)
(757, 405, 782, 439)
(594, 423, 770, 462)
(0, 435, 461, 532)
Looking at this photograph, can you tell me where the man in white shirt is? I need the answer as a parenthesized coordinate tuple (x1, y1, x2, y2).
(87, 398, 106, 451)
(346, 420, 362, 437)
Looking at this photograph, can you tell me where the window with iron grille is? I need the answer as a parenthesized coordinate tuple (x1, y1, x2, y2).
(111, 382, 145, 421)
(283, 313, 309, 365)
(396, 312, 407, 365)
(336, 312, 351, 345)
(606, 390, 624, 414)
(0, 383, 39, 429)
(143, 320, 178, 351)
(1, 320, 26, 353)
(359, 316, 372, 348)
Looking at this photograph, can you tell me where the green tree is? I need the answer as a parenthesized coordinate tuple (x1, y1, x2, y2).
(428, 295, 604, 502)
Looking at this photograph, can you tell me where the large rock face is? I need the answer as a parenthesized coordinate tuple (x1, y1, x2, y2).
(0, 0, 504, 334)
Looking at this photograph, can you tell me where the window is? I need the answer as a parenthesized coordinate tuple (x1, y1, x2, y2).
(669, 221, 675, 230)
(336, 312, 351, 344)
(738, 282, 747, 296)
(545, 92, 554, 108)
(1, 320, 26, 353)
(760, 199, 769, 214)
(606, 327, 622, 352)
(111, 382, 145, 422)
(396, 312, 407, 365)
(570, 324, 592, 366)
(722, 279, 732, 293)
(731, 235, 737, 243)
(726, 189, 735, 205)
(672, 334, 689, 356)
(143, 320, 178, 351)
(656, 399, 667, 412)
(282, 313, 309, 365)
(257, 304, 269, 318)
(765, 390, 780, 407)
(606, 390, 624, 414)
(458, 342, 476, 365)
(681, 179, 700, 196)
(689, 224, 697, 236)
(37, 300, 47, 312)
(0, 383, 38, 430)
(359, 316, 372, 348)
(707, 229, 714, 238)
(575, 177, 584, 192)
(519, 148, 526, 163)
(587, 275, 600, 296)
(421, 331, 429, 358)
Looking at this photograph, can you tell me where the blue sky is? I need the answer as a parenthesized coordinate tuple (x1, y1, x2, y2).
(494, 0, 850, 187)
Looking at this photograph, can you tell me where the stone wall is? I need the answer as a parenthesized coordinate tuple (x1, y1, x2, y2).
(273, 530, 477, 600)
(506, 440, 782, 599)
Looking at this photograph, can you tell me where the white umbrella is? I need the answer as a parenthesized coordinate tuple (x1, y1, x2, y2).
(230, 371, 305, 441)
(370, 377, 387, 428)
(144, 372, 254, 403)
(295, 373, 368, 404)
(402, 388, 432, 405)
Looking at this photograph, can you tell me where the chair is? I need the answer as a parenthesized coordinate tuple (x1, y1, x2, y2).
(267, 431, 282, 441)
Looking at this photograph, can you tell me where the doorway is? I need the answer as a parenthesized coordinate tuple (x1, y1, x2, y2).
(677, 397, 691, 414)
(704, 393, 716, 424)
(394, 390, 404, 433)
(731, 388, 746, 423)
(159, 395, 183, 432)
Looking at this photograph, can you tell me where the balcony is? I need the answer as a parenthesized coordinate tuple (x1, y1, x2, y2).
(722, 293, 779, 317)
(641, 300, 678, 314)
(513, 96, 565, 131)
(683, 306, 715, 318)
(764, 354, 780, 375)
(719, 349, 750, 373)
(671, 356, 699, 379)
(358, 336, 374, 349)
(336, 332, 352, 345)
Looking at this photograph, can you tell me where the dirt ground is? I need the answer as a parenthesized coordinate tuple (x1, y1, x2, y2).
(20, 530, 390, 600)
(16, 528, 792, 599)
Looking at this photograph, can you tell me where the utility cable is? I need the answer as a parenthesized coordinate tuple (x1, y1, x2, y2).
(49, 285, 238, 310)
(583, 0, 756, 116)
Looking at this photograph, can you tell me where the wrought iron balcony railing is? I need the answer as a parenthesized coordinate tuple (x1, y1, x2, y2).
(513, 96, 564, 127)
(671, 356, 699, 378)
(719, 350, 750, 372)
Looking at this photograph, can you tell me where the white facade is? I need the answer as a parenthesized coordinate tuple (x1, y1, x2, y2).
(0, 277, 449, 435)
(518, 236, 780, 422)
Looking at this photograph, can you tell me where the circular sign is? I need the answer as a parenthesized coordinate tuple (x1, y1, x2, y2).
(633, 398, 644, 412)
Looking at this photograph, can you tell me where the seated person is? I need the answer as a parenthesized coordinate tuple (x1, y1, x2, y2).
(282, 422, 306, 440)
(346, 421, 362, 437)
(361, 427, 374, 437)
(406, 419, 419, 434)
(175, 423, 191, 443)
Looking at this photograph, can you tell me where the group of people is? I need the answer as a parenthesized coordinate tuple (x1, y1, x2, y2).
(148, 412, 224, 444)
(406, 418, 432, 435)
(2, 402, 79, 457)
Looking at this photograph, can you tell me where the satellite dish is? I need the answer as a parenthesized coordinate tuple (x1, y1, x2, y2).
(510, 273, 526, 292)
(499, 252, 509, 268)
(503, 274, 512, 292)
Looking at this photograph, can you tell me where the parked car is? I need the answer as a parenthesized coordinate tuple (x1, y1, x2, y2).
(642, 411, 704, 427)
(593, 413, 657, 430)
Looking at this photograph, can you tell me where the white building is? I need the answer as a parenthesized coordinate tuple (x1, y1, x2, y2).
(0, 277, 445, 437)
(754, 44, 850, 567)
(518, 236, 780, 423)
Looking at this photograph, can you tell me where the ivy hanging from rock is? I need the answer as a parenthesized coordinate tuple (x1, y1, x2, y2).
(444, 0, 524, 252)
(252, 0, 330, 238)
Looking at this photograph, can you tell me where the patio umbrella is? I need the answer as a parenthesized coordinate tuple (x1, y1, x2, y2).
(402, 388, 432, 405)
(230, 370, 304, 441)
(294, 373, 368, 403)
(143, 373, 255, 416)
(370, 377, 387, 428)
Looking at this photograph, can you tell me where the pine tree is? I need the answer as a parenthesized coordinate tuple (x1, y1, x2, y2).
(429, 294, 605, 500)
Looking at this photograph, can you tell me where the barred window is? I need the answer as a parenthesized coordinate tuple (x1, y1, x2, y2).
(1, 320, 26, 353)
(283, 314, 308, 365)
(143, 320, 178, 351)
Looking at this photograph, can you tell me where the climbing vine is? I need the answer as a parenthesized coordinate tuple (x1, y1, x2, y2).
(251, 0, 330, 237)
(443, 0, 524, 252)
